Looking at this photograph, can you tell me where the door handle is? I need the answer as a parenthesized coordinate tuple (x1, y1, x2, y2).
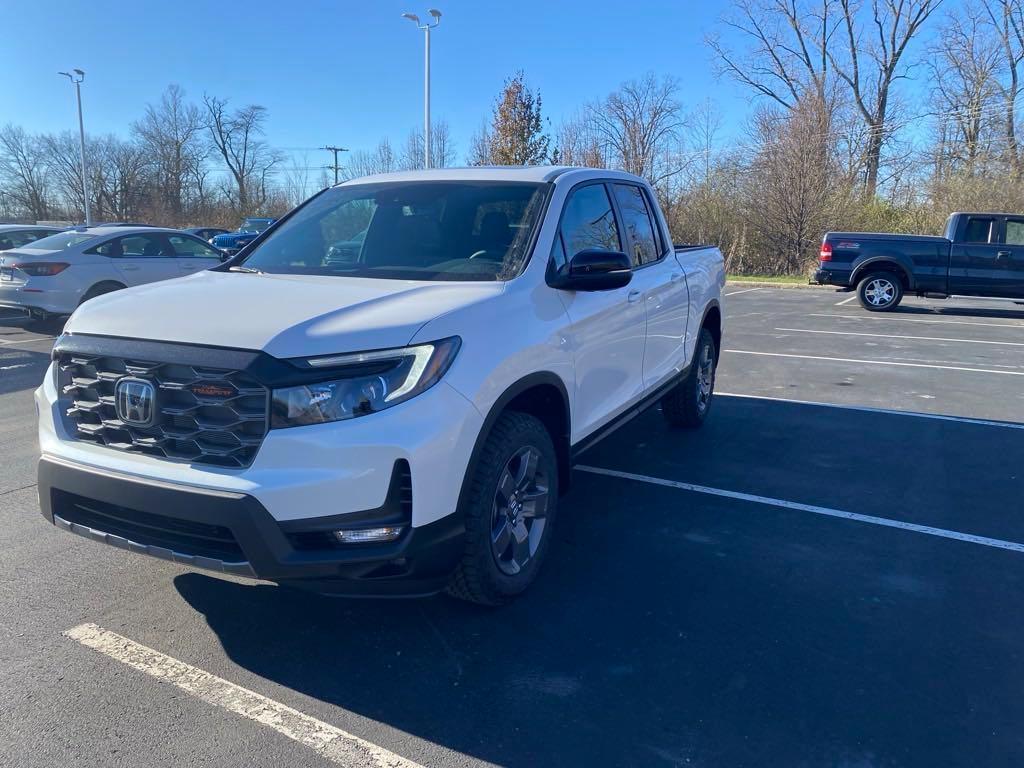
(997, 250, 1012, 259)
(121, 265, 140, 271)
(670, 272, 684, 282)
(627, 289, 642, 303)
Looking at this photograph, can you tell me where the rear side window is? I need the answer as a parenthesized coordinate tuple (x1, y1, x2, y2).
(612, 184, 660, 266)
(560, 184, 621, 259)
(963, 217, 994, 244)
(1005, 220, 1024, 246)
(0, 230, 45, 249)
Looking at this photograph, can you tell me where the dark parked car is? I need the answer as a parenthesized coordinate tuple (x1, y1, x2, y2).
(0, 224, 63, 251)
(813, 212, 1024, 310)
(211, 217, 276, 257)
(184, 227, 230, 242)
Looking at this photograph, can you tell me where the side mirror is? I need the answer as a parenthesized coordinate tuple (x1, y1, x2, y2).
(548, 249, 632, 291)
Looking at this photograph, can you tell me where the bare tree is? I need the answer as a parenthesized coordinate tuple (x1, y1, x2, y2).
(401, 121, 455, 170)
(745, 95, 841, 272)
(983, 0, 1024, 177)
(828, 0, 941, 195)
(708, 0, 835, 109)
(585, 74, 685, 186)
(203, 95, 282, 213)
(133, 85, 206, 223)
(928, 6, 1000, 176)
(467, 120, 493, 166)
(554, 112, 608, 168)
(0, 124, 51, 220)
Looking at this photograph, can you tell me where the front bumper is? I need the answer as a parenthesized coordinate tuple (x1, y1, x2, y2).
(39, 456, 465, 596)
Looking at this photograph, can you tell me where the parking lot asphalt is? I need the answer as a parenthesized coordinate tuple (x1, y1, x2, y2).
(3, 290, 1024, 767)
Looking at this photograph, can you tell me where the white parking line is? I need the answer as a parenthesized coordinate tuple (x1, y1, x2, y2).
(715, 391, 1024, 431)
(774, 327, 1024, 347)
(575, 465, 1024, 554)
(726, 349, 1024, 376)
(810, 313, 1024, 329)
(835, 294, 859, 305)
(0, 335, 56, 346)
(64, 623, 423, 768)
(724, 287, 764, 296)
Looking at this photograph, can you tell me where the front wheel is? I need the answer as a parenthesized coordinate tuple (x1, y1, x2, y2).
(857, 272, 903, 312)
(447, 412, 558, 606)
(662, 326, 717, 429)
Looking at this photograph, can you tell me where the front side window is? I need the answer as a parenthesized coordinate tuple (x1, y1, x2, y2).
(1005, 220, 1024, 246)
(169, 235, 221, 257)
(118, 234, 171, 257)
(559, 184, 621, 259)
(963, 218, 994, 244)
(612, 184, 660, 266)
(240, 182, 548, 281)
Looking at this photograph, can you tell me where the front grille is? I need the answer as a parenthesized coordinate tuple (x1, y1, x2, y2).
(53, 490, 245, 562)
(57, 353, 270, 468)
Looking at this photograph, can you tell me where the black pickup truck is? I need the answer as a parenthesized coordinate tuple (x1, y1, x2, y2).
(812, 212, 1024, 311)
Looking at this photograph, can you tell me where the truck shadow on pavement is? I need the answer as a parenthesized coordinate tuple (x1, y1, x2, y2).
(174, 397, 1024, 767)
(892, 303, 1024, 321)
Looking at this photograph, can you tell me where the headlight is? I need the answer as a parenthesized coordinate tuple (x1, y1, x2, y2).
(270, 337, 461, 428)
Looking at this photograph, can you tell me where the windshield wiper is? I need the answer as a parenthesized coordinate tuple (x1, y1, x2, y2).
(228, 266, 263, 274)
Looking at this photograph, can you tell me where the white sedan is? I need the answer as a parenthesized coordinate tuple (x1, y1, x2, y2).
(0, 226, 224, 321)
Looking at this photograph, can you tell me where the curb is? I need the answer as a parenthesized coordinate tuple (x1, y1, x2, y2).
(726, 279, 835, 290)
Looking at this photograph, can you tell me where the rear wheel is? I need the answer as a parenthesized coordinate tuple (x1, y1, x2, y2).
(447, 412, 558, 606)
(662, 327, 717, 429)
(857, 272, 903, 311)
(80, 281, 125, 305)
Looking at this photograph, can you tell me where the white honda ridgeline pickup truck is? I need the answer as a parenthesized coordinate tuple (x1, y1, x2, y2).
(36, 167, 725, 605)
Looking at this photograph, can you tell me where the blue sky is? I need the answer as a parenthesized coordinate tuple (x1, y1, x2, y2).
(3, 0, 944, 168)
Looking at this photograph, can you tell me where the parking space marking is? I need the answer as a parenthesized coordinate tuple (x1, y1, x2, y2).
(575, 465, 1024, 554)
(724, 287, 764, 296)
(0, 335, 56, 346)
(64, 623, 423, 768)
(774, 327, 1024, 347)
(835, 294, 859, 305)
(715, 392, 1024, 431)
(726, 349, 1024, 376)
(810, 313, 1024, 329)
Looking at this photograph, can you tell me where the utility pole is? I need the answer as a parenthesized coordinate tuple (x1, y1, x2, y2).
(322, 146, 348, 185)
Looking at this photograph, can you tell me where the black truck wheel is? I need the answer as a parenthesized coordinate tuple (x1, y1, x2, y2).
(857, 273, 903, 311)
(662, 327, 717, 428)
(447, 412, 558, 606)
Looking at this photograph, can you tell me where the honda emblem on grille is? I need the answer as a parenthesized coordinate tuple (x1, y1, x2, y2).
(115, 377, 157, 427)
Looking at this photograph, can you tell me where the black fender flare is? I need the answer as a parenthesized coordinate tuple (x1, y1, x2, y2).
(454, 371, 572, 516)
(850, 257, 915, 291)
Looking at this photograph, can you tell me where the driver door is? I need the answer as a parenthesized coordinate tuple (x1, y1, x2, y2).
(553, 182, 647, 442)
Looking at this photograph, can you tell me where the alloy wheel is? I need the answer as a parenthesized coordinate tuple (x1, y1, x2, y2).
(490, 445, 550, 576)
(696, 342, 714, 413)
(864, 278, 896, 307)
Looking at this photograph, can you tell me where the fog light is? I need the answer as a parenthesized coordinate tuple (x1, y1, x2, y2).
(332, 526, 404, 544)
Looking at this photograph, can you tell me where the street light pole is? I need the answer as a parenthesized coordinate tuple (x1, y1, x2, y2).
(402, 9, 442, 170)
(59, 69, 91, 227)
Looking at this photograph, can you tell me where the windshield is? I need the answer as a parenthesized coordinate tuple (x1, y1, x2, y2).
(19, 232, 95, 251)
(238, 181, 548, 281)
(240, 218, 274, 233)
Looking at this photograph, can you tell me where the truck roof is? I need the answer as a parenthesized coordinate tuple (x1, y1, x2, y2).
(337, 166, 648, 186)
(948, 211, 1021, 218)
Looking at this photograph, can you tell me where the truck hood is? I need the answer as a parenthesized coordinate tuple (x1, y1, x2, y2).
(64, 270, 504, 358)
